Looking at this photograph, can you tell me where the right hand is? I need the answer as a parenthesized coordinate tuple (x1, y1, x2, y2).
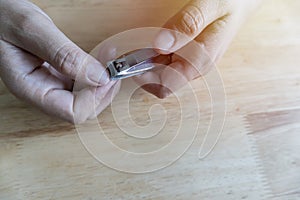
(0, 0, 120, 124)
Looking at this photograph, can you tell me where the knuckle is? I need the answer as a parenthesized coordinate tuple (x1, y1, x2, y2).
(16, 10, 49, 31)
(53, 44, 84, 77)
(178, 5, 205, 35)
(0, 1, 52, 37)
(16, 12, 36, 31)
(13, 3, 52, 30)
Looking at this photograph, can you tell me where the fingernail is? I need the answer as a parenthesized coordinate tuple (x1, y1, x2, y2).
(97, 45, 117, 63)
(87, 62, 110, 85)
(154, 30, 175, 51)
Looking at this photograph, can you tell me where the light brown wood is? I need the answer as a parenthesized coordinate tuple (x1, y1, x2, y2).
(1, 0, 299, 199)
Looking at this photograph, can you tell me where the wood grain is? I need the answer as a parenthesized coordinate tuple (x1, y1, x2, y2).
(246, 109, 300, 199)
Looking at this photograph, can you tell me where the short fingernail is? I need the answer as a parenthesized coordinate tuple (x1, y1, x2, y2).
(98, 45, 117, 63)
(87, 62, 110, 85)
(154, 30, 175, 51)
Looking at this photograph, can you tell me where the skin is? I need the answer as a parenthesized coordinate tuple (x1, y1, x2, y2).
(0, 0, 121, 124)
(0, 0, 261, 123)
(134, 0, 262, 98)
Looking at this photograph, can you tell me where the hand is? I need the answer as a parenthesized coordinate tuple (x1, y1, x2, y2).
(0, 0, 120, 124)
(134, 0, 262, 98)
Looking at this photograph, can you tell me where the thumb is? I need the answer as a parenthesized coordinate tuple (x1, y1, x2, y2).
(2, 0, 109, 86)
(153, 0, 223, 53)
(51, 43, 110, 86)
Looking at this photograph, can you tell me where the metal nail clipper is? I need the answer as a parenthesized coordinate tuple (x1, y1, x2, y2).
(107, 48, 172, 80)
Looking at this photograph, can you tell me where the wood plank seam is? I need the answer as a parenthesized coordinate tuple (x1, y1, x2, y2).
(243, 116, 273, 200)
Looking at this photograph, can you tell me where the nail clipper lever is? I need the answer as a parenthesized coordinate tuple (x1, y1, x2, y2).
(107, 48, 172, 80)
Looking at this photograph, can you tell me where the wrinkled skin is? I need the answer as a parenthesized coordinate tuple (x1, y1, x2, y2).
(0, 0, 261, 123)
(0, 0, 121, 124)
(134, 0, 262, 98)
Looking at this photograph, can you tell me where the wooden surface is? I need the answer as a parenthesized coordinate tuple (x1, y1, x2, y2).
(1, 0, 300, 199)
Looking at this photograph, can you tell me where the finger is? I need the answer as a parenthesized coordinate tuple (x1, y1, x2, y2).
(140, 62, 192, 99)
(0, 41, 74, 119)
(73, 43, 117, 91)
(132, 66, 165, 98)
(133, 60, 192, 99)
(72, 81, 117, 124)
(153, 0, 226, 53)
(92, 42, 117, 64)
(43, 63, 74, 89)
(0, 40, 71, 97)
(134, 40, 214, 99)
(0, 0, 109, 86)
(29, 81, 116, 124)
(194, 15, 239, 63)
(0, 41, 115, 123)
(148, 16, 236, 98)
(90, 80, 121, 120)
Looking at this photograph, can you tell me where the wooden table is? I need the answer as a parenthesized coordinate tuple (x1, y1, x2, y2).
(1, 0, 299, 199)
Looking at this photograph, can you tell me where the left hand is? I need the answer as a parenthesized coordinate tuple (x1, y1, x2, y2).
(134, 0, 262, 98)
(0, 0, 120, 123)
